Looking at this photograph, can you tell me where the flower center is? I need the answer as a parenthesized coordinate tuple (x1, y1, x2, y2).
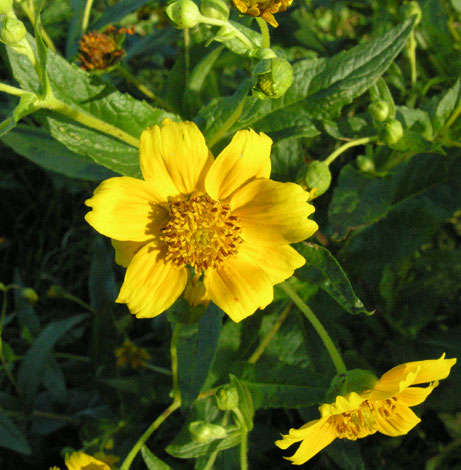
(330, 397, 397, 440)
(161, 195, 242, 272)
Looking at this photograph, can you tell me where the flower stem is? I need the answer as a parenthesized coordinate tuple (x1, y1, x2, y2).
(280, 283, 347, 375)
(40, 94, 140, 148)
(20, 1, 57, 53)
(232, 408, 248, 470)
(256, 17, 270, 49)
(247, 302, 292, 364)
(0, 82, 32, 97)
(82, 0, 95, 34)
(324, 136, 377, 166)
(119, 323, 183, 470)
(406, 31, 417, 88)
(201, 17, 258, 51)
(117, 66, 176, 112)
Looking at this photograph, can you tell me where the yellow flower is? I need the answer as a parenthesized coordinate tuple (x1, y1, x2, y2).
(231, 0, 293, 27)
(276, 355, 457, 465)
(64, 452, 110, 470)
(85, 119, 317, 322)
(115, 339, 150, 369)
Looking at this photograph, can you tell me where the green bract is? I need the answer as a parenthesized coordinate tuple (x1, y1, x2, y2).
(215, 384, 239, 410)
(368, 100, 390, 122)
(305, 161, 332, 198)
(252, 57, 293, 99)
(188, 421, 227, 443)
(380, 119, 404, 145)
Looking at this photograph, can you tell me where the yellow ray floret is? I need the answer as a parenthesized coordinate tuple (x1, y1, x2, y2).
(232, 0, 294, 27)
(85, 119, 318, 322)
(275, 355, 457, 465)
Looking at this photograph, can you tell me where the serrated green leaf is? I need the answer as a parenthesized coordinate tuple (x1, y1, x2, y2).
(0, 413, 31, 455)
(1, 124, 116, 180)
(226, 19, 415, 139)
(17, 315, 87, 406)
(178, 303, 223, 407)
(295, 243, 373, 315)
(141, 446, 173, 470)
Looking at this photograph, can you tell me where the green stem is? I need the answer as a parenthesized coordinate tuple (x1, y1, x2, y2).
(81, 0, 95, 34)
(119, 323, 183, 470)
(233, 408, 248, 470)
(248, 303, 292, 364)
(202, 17, 258, 51)
(61, 292, 95, 313)
(118, 67, 175, 112)
(40, 94, 140, 148)
(324, 136, 377, 166)
(184, 28, 191, 81)
(0, 82, 31, 97)
(20, 1, 57, 53)
(256, 17, 270, 49)
(406, 31, 417, 88)
(280, 283, 347, 375)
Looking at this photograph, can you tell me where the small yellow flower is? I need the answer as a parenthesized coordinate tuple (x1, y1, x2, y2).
(115, 339, 150, 369)
(276, 355, 456, 465)
(85, 119, 317, 322)
(64, 452, 110, 470)
(231, 0, 293, 27)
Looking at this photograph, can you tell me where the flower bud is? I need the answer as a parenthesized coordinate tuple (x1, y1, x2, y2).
(166, 0, 203, 29)
(0, 0, 14, 16)
(188, 421, 227, 443)
(356, 155, 375, 173)
(304, 161, 332, 198)
(201, 0, 229, 20)
(325, 369, 378, 403)
(380, 119, 403, 145)
(252, 57, 293, 99)
(368, 100, 389, 123)
(21, 287, 39, 304)
(215, 384, 239, 410)
(47, 285, 66, 298)
(401, 1, 422, 26)
(1, 16, 26, 45)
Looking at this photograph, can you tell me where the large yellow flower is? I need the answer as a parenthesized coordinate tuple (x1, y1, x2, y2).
(276, 355, 456, 465)
(85, 119, 317, 322)
(232, 0, 293, 27)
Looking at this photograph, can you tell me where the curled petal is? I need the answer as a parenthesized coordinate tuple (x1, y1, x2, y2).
(375, 405, 421, 437)
(116, 242, 188, 318)
(205, 129, 272, 201)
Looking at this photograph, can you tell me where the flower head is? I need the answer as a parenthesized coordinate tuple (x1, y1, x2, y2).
(231, 0, 293, 27)
(78, 26, 134, 72)
(276, 355, 456, 465)
(85, 119, 317, 322)
(51, 452, 110, 470)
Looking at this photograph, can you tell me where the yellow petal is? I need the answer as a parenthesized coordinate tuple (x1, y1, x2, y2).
(231, 179, 318, 246)
(111, 240, 145, 267)
(396, 382, 438, 407)
(116, 242, 188, 318)
(319, 391, 368, 417)
(140, 119, 213, 198)
(205, 129, 272, 201)
(239, 242, 305, 284)
(410, 355, 457, 385)
(65, 452, 109, 470)
(375, 405, 421, 437)
(276, 419, 335, 465)
(85, 177, 168, 241)
(204, 251, 273, 322)
(369, 364, 420, 401)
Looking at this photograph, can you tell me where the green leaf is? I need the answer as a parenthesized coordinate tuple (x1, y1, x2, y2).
(90, 0, 153, 31)
(226, 18, 415, 138)
(0, 413, 31, 455)
(5, 38, 177, 177)
(141, 446, 173, 470)
(229, 374, 254, 430)
(17, 315, 87, 406)
(1, 124, 116, 180)
(426, 79, 461, 136)
(295, 243, 373, 315)
(65, 0, 87, 60)
(341, 151, 461, 273)
(177, 303, 223, 407)
(0, 93, 39, 138)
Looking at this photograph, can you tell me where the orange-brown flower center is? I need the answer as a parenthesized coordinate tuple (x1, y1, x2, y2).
(161, 195, 242, 272)
(330, 397, 397, 440)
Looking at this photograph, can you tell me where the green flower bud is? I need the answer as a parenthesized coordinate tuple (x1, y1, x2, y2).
(368, 100, 389, 122)
(215, 384, 239, 410)
(188, 421, 227, 443)
(325, 369, 378, 403)
(252, 57, 293, 99)
(304, 161, 332, 198)
(0, 0, 14, 16)
(356, 155, 375, 173)
(401, 1, 422, 26)
(201, 0, 229, 20)
(380, 119, 404, 145)
(1, 16, 26, 45)
(21, 287, 39, 304)
(166, 0, 203, 29)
